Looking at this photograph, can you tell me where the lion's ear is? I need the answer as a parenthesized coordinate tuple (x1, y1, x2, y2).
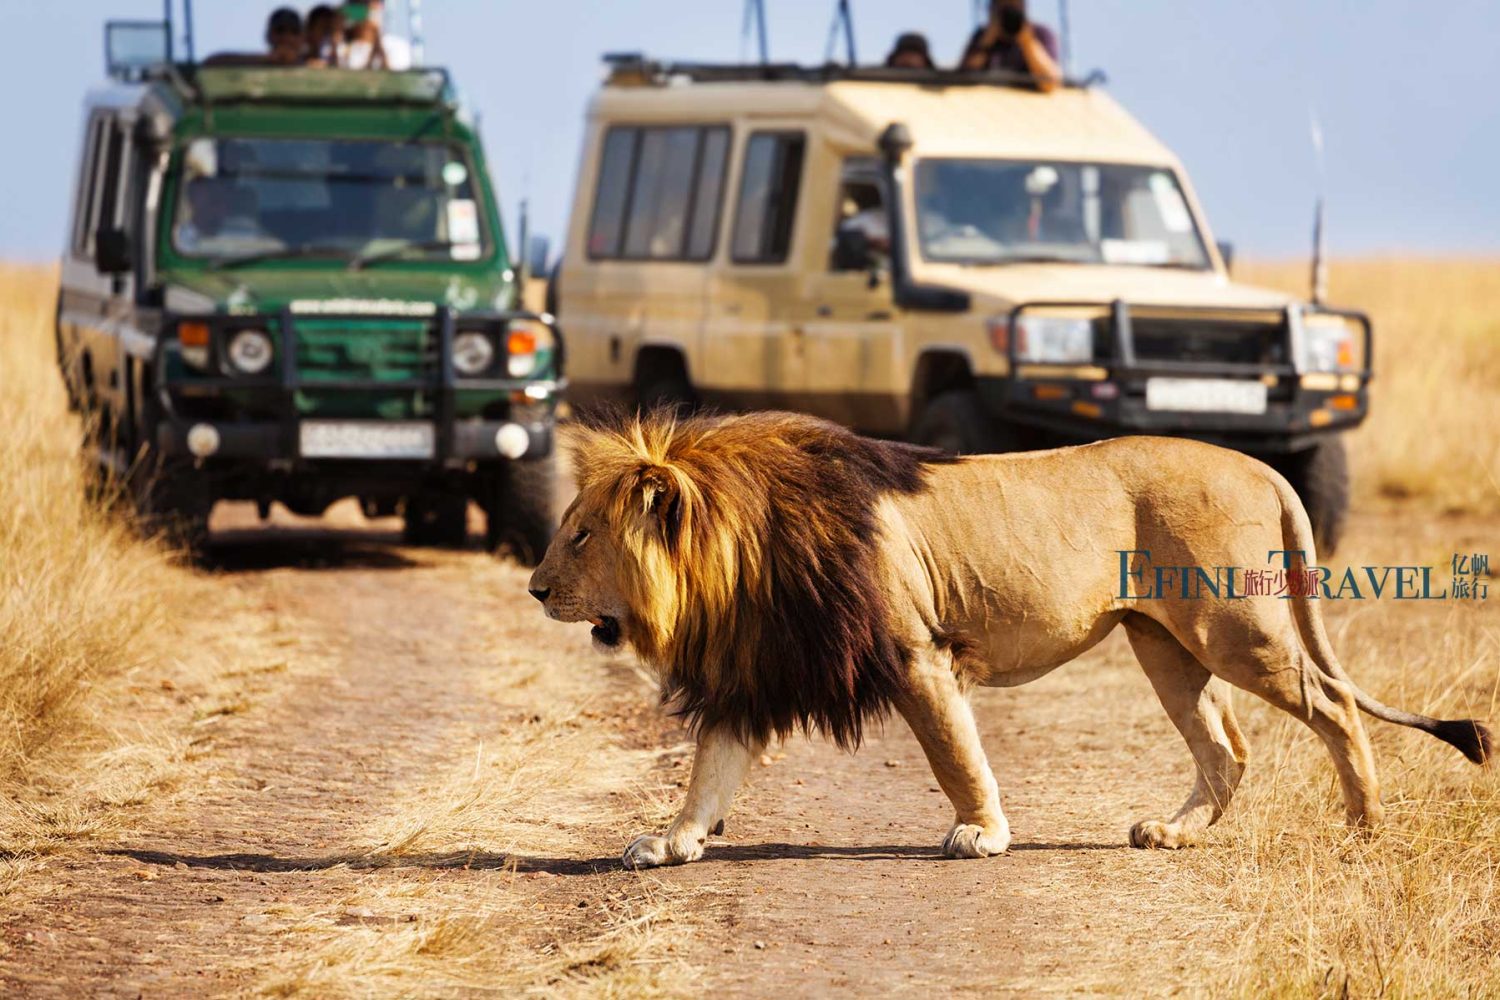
(637, 467, 684, 550)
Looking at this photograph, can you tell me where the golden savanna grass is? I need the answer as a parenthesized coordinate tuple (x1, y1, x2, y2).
(0, 264, 213, 847)
(1239, 258, 1500, 512)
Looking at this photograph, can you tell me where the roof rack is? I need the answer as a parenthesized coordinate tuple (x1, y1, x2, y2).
(601, 53, 1105, 91)
(180, 66, 457, 108)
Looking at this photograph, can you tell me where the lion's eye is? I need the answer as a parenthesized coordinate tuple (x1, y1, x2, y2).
(572, 529, 590, 547)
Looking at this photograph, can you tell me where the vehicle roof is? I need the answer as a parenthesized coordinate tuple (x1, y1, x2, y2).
(591, 78, 1178, 166)
(84, 66, 468, 130)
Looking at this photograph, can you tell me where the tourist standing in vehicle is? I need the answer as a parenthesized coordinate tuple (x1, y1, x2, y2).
(959, 0, 1060, 92)
(264, 8, 306, 66)
(885, 33, 936, 70)
(344, 0, 412, 70)
(305, 5, 344, 66)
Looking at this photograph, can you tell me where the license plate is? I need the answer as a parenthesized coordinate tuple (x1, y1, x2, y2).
(299, 421, 435, 459)
(1145, 378, 1268, 415)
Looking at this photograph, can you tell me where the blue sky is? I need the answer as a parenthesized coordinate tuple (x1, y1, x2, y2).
(3, 1, 1498, 261)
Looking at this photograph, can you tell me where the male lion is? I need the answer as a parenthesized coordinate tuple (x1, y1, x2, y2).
(528, 411, 1491, 869)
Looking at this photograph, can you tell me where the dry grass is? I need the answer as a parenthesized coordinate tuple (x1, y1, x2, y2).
(1239, 257, 1500, 513)
(0, 264, 234, 853)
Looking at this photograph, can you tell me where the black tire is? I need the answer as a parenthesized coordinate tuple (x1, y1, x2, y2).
(402, 492, 470, 548)
(634, 356, 696, 415)
(910, 390, 1019, 455)
(484, 454, 558, 567)
(1278, 437, 1350, 557)
(134, 458, 213, 557)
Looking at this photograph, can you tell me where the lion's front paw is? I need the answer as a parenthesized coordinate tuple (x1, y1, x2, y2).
(622, 832, 703, 870)
(942, 821, 1010, 859)
(1128, 819, 1194, 850)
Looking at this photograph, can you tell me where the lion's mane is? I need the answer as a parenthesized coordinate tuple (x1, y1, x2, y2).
(571, 410, 954, 749)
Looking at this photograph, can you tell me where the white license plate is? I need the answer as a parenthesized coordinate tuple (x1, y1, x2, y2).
(1145, 378, 1268, 415)
(299, 421, 435, 459)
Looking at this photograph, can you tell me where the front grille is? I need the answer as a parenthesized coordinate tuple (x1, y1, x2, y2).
(292, 319, 437, 419)
(1127, 317, 1289, 366)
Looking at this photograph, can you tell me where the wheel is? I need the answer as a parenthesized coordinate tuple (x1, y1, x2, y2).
(910, 390, 1019, 455)
(634, 356, 696, 414)
(133, 457, 213, 556)
(402, 492, 470, 548)
(483, 454, 558, 567)
(1277, 437, 1350, 556)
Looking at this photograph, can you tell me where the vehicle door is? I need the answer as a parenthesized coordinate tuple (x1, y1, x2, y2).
(569, 124, 728, 399)
(701, 128, 807, 410)
(794, 157, 902, 431)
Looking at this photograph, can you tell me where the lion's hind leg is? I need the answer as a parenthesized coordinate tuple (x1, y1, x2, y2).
(1123, 614, 1248, 849)
(896, 644, 1010, 859)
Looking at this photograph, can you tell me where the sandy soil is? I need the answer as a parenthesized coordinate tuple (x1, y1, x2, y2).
(0, 506, 1492, 997)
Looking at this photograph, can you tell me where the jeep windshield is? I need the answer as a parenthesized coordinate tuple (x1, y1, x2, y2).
(170, 136, 489, 265)
(914, 159, 1211, 269)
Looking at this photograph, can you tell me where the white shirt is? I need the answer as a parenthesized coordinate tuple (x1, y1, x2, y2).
(345, 33, 413, 71)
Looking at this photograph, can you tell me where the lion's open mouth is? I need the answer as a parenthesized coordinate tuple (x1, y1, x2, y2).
(589, 616, 622, 647)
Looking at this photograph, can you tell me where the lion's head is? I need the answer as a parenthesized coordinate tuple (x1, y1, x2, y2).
(528, 410, 953, 748)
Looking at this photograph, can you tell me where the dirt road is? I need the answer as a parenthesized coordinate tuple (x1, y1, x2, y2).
(2, 507, 1493, 997)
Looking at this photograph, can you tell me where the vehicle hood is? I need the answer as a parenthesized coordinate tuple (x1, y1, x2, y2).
(160, 267, 513, 316)
(916, 262, 1298, 312)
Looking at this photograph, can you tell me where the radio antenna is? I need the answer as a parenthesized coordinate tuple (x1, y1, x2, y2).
(1310, 110, 1328, 305)
(409, 0, 426, 66)
(1058, 0, 1072, 77)
(824, 0, 857, 65)
(742, 0, 770, 66)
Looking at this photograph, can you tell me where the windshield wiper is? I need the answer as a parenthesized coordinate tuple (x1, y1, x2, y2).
(208, 244, 357, 271)
(990, 254, 1097, 266)
(348, 240, 458, 271)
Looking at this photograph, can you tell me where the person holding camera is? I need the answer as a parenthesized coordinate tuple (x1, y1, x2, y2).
(959, 0, 1061, 92)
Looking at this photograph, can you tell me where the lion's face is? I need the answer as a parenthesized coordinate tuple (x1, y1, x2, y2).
(528, 492, 632, 651)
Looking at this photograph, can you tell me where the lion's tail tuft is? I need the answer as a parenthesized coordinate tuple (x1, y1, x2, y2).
(1429, 718, 1494, 766)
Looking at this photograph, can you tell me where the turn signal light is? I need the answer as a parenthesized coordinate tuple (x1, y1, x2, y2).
(179, 321, 210, 347)
(507, 329, 537, 356)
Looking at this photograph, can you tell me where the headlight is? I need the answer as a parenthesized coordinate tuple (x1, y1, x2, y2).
(505, 320, 548, 379)
(226, 328, 273, 375)
(1302, 315, 1360, 372)
(1000, 315, 1095, 364)
(453, 331, 496, 376)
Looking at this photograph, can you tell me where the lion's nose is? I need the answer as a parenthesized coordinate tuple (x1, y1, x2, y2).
(528, 587, 550, 603)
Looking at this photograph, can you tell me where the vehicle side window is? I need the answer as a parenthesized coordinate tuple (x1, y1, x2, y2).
(731, 132, 806, 264)
(72, 115, 110, 259)
(685, 128, 730, 260)
(94, 121, 127, 238)
(830, 167, 889, 272)
(588, 125, 730, 261)
(588, 128, 637, 258)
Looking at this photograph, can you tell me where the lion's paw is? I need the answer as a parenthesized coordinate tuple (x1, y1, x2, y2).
(1128, 820, 1194, 850)
(942, 821, 1010, 859)
(622, 833, 702, 870)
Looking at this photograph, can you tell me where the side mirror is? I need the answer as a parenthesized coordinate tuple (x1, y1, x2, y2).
(1216, 240, 1235, 274)
(95, 227, 133, 276)
(832, 227, 875, 273)
(526, 235, 552, 278)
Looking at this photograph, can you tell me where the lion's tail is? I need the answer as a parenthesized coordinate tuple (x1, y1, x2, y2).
(1274, 476, 1493, 766)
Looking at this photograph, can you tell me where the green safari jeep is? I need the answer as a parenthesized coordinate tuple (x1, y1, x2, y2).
(57, 38, 561, 561)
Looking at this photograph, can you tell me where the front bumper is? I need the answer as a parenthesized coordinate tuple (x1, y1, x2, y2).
(157, 417, 554, 465)
(982, 301, 1372, 453)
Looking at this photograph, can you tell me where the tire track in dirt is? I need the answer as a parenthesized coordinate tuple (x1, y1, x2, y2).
(0, 505, 682, 997)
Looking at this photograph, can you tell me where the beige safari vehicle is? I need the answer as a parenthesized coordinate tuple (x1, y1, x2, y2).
(555, 58, 1371, 552)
